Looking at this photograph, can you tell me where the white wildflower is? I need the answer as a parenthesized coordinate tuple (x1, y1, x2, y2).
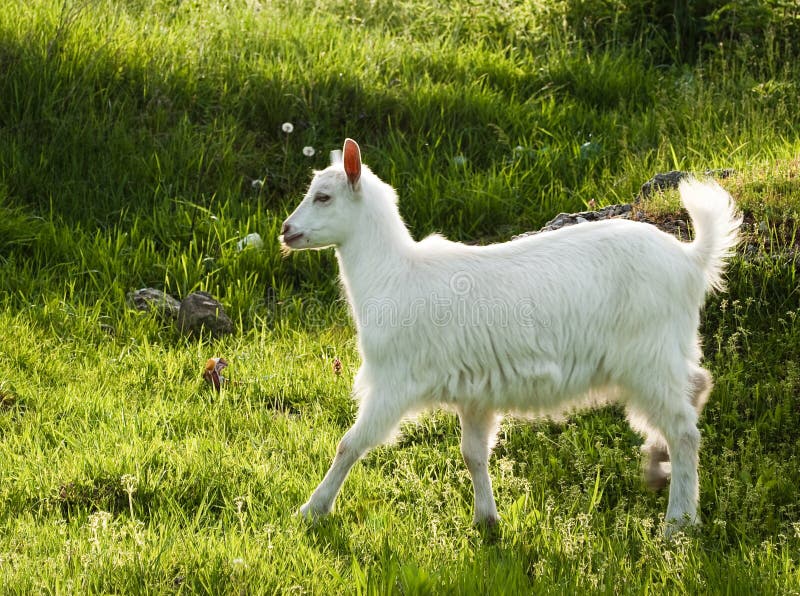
(302, 146, 315, 157)
(281, 122, 294, 134)
(120, 474, 138, 495)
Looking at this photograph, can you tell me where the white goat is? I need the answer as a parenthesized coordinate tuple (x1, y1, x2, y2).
(281, 139, 741, 536)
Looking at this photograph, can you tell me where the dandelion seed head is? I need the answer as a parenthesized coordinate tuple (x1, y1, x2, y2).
(281, 122, 294, 134)
(302, 146, 315, 157)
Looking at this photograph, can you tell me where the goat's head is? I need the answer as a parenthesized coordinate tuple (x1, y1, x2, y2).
(280, 138, 363, 251)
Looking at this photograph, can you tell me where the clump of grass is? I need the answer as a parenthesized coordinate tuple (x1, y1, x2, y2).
(0, 381, 18, 411)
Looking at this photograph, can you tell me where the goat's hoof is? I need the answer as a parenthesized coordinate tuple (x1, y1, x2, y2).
(474, 514, 500, 529)
(297, 502, 331, 522)
(664, 515, 699, 540)
(476, 518, 500, 528)
(474, 515, 501, 541)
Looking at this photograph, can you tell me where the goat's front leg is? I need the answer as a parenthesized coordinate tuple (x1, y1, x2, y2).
(458, 408, 500, 526)
(299, 393, 402, 519)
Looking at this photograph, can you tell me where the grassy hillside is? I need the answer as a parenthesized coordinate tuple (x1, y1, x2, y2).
(1, 0, 799, 592)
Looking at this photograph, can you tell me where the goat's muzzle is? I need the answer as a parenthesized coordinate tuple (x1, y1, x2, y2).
(280, 221, 304, 247)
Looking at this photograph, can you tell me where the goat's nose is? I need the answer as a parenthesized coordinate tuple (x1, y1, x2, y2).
(281, 222, 291, 236)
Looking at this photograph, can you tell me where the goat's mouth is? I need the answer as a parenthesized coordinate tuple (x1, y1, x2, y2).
(281, 231, 305, 247)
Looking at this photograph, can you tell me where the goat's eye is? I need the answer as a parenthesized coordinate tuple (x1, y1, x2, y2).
(314, 193, 332, 204)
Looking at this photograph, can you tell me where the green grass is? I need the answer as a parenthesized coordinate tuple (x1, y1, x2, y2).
(1, 0, 799, 592)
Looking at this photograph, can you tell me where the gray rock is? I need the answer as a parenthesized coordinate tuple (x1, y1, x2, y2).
(127, 288, 181, 320)
(511, 169, 738, 244)
(177, 292, 233, 338)
(638, 171, 689, 200)
(704, 168, 735, 179)
(638, 169, 736, 201)
(512, 203, 632, 240)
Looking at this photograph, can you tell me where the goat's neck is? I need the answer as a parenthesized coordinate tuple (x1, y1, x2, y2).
(334, 209, 414, 310)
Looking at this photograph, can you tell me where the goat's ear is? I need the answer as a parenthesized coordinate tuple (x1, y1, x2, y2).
(343, 138, 361, 188)
(330, 149, 343, 165)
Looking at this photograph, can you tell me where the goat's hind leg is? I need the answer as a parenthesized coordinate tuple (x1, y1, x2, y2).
(629, 405, 670, 491)
(642, 432, 671, 491)
(299, 390, 404, 519)
(630, 382, 702, 537)
(638, 365, 712, 492)
(662, 410, 701, 537)
(458, 408, 500, 527)
(658, 365, 712, 536)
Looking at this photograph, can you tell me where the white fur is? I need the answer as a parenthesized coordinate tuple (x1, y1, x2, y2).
(281, 141, 741, 537)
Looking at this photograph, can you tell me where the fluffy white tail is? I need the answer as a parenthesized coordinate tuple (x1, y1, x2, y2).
(681, 178, 742, 291)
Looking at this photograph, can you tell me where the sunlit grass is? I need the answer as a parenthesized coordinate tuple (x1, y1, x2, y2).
(0, 0, 799, 592)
